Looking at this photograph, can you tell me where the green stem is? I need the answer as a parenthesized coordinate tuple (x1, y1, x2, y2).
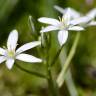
(51, 43, 65, 67)
(65, 69, 78, 96)
(47, 66, 60, 96)
(45, 46, 60, 96)
(57, 32, 80, 87)
(15, 63, 47, 79)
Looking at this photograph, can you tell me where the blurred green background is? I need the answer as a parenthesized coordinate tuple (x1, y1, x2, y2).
(0, 0, 96, 96)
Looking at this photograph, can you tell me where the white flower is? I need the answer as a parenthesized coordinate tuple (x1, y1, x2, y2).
(86, 8, 96, 26)
(38, 10, 84, 46)
(86, 8, 96, 19)
(54, 5, 81, 19)
(0, 30, 42, 70)
(54, 5, 96, 27)
(70, 8, 96, 26)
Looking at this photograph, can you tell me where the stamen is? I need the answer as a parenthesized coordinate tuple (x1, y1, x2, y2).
(62, 17, 64, 22)
(58, 16, 62, 22)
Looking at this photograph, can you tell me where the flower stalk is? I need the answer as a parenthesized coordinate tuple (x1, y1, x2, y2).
(43, 36, 60, 96)
(46, 58, 60, 96)
(47, 67, 60, 96)
(51, 43, 65, 67)
(57, 32, 81, 87)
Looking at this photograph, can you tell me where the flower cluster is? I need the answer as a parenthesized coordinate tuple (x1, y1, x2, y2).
(38, 5, 96, 46)
(0, 5, 96, 71)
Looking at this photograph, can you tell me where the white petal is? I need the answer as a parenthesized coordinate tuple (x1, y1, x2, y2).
(70, 16, 91, 25)
(86, 8, 96, 19)
(54, 5, 81, 19)
(0, 47, 6, 55)
(67, 7, 81, 19)
(7, 30, 18, 50)
(0, 56, 6, 63)
(16, 41, 41, 54)
(16, 54, 42, 63)
(40, 26, 59, 33)
(6, 59, 14, 70)
(62, 9, 70, 25)
(68, 26, 84, 31)
(58, 30, 68, 46)
(88, 21, 96, 26)
(38, 17, 60, 26)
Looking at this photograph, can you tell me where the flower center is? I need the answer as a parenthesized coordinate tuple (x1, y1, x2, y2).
(7, 50, 15, 58)
(59, 17, 68, 30)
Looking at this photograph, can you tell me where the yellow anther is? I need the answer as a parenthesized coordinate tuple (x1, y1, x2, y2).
(61, 17, 64, 22)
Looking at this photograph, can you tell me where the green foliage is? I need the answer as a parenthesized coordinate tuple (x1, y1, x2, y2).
(0, 0, 96, 96)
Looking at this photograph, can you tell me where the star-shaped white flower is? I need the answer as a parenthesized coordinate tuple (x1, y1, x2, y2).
(70, 8, 96, 26)
(0, 30, 42, 70)
(54, 5, 81, 19)
(54, 5, 96, 27)
(38, 10, 84, 46)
